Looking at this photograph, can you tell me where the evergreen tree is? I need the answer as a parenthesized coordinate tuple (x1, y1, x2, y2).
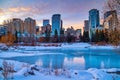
(67, 33, 72, 43)
(45, 28, 51, 42)
(104, 29, 109, 43)
(100, 30, 105, 42)
(95, 29, 99, 42)
(83, 31, 89, 42)
(15, 31, 18, 43)
(54, 29, 58, 42)
(60, 29, 65, 42)
(91, 33, 95, 42)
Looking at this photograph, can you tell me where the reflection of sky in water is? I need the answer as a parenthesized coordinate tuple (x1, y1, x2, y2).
(1, 49, 120, 70)
(64, 57, 85, 70)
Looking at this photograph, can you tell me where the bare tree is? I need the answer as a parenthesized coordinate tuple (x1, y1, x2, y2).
(2, 61, 9, 80)
(2, 61, 15, 80)
(104, 0, 120, 18)
(104, 0, 120, 11)
(103, 0, 120, 45)
(103, 0, 119, 19)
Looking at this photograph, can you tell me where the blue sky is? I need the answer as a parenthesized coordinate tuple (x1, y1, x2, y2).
(0, 0, 106, 30)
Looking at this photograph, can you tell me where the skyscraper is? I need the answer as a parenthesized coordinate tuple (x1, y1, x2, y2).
(84, 20, 89, 32)
(5, 18, 24, 35)
(89, 9, 100, 40)
(12, 18, 24, 35)
(52, 14, 61, 36)
(24, 17, 36, 36)
(24, 17, 36, 43)
(43, 19, 49, 26)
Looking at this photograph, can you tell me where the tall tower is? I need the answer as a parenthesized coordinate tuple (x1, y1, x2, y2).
(24, 17, 36, 42)
(89, 9, 100, 41)
(52, 14, 61, 36)
(84, 20, 89, 32)
(24, 17, 36, 36)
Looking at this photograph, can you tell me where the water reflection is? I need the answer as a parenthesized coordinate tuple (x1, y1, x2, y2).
(1, 49, 120, 70)
(84, 54, 120, 69)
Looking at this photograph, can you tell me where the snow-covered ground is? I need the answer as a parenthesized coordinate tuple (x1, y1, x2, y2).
(0, 43, 117, 58)
(13, 43, 118, 51)
(0, 59, 120, 80)
(0, 59, 119, 80)
(0, 43, 120, 80)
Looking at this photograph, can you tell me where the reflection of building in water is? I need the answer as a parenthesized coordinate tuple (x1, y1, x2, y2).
(83, 52, 120, 69)
(38, 54, 65, 69)
(51, 54, 65, 69)
(41, 55, 51, 68)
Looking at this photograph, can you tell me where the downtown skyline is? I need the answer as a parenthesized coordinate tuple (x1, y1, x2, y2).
(0, 0, 106, 30)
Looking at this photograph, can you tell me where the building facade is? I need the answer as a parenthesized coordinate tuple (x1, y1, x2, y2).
(13, 18, 24, 36)
(41, 24, 51, 36)
(89, 9, 100, 40)
(24, 17, 36, 37)
(24, 17, 36, 42)
(43, 19, 49, 26)
(5, 18, 24, 35)
(0, 25, 7, 36)
(84, 20, 89, 32)
(52, 14, 61, 36)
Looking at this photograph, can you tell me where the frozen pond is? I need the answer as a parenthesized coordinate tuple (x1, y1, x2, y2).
(0, 48, 120, 70)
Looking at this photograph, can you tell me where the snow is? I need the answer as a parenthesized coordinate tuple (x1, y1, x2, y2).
(0, 51, 63, 58)
(1, 43, 116, 58)
(0, 43, 118, 51)
(88, 68, 113, 80)
(9, 43, 117, 51)
(0, 59, 118, 80)
(90, 45, 115, 50)
(0, 43, 119, 80)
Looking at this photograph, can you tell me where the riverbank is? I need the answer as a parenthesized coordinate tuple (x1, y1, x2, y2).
(0, 43, 120, 80)
(12, 43, 119, 51)
(1, 43, 119, 51)
(0, 59, 119, 80)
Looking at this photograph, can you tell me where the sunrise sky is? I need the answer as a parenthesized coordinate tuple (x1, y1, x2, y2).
(0, 0, 106, 30)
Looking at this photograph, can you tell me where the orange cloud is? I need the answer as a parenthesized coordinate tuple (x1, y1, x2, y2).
(100, 18, 104, 25)
(0, 8, 4, 16)
(8, 7, 31, 13)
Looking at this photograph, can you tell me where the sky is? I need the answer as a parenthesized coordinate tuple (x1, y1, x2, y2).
(0, 0, 106, 30)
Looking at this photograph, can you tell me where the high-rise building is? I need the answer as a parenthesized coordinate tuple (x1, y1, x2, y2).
(41, 24, 51, 35)
(75, 29, 82, 41)
(12, 18, 24, 36)
(84, 20, 89, 32)
(52, 14, 61, 36)
(5, 18, 24, 35)
(103, 10, 118, 29)
(43, 19, 49, 26)
(24, 17, 36, 42)
(89, 9, 100, 40)
(0, 25, 7, 36)
(24, 17, 36, 36)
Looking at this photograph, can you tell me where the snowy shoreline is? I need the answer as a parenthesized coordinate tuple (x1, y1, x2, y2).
(0, 59, 119, 80)
(1, 43, 119, 51)
(11, 43, 119, 51)
(0, 43, 120, 80)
